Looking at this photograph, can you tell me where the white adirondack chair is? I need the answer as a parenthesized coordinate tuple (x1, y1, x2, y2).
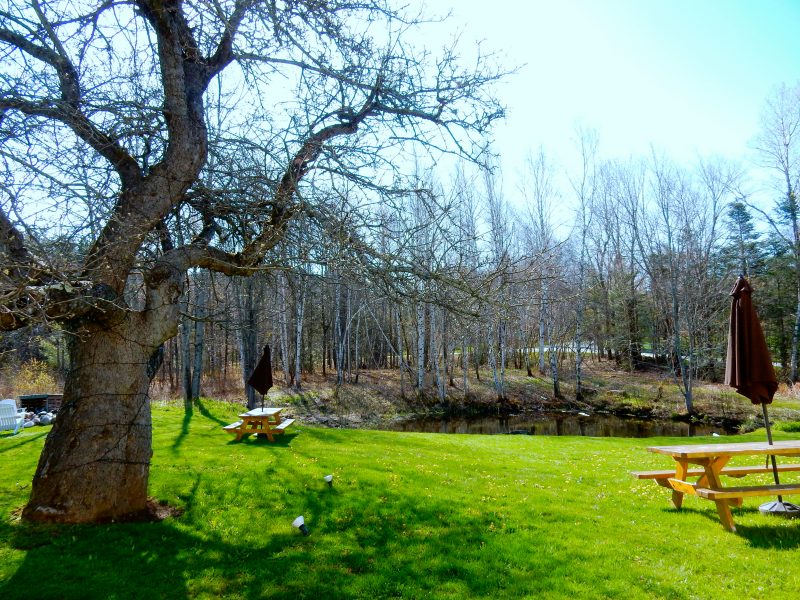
(0, 399, 25, 435)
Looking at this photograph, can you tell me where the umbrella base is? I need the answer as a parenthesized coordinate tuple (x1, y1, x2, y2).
(758, 500, 800, 517)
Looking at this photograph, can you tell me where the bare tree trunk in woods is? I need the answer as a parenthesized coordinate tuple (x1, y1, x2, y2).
(574, 307, 584, 402)
(539, 283, 548, 375)
(396, 307, 406, 398)
(523, 327, 533, 376)
(416, 301, 426, 390)
(293, 277, 306, 390)
(430, 305, 439, 391)
(670, 280, 694, 413)
(550, 348, 561, 399)
(223, 326, 229, 385)
(334, 276, 344, 387)
(302, 297, 312, 374)
(431, 307, 446, 403)
(346, 289, 353, 382)
(278, 272, 291, 387)
(443, 312, 454, 387)
(172, 339, 179, 391)
(180, 287, 192, 408)
(237, 278, 258, 410)
(462, 334, 469, 399)
(474, 343, 481, 382)
(498, 320, 507, 399)
(570, 126, 596, 403)
(793, 288, 800, 382)
(547, 314, 562, 399)
(488, 321, 506, 401)
(354, 308, 361, 384)
(574, 235, 588, 399)
(191, 283, 206, 400)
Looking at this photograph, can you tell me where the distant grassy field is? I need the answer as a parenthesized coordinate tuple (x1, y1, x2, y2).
(3, 399, 800, 599)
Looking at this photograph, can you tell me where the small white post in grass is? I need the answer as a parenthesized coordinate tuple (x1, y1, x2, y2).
(292, 515, 310, 536)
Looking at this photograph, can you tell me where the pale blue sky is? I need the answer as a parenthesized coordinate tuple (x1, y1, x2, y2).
(444, 0, 800, 183)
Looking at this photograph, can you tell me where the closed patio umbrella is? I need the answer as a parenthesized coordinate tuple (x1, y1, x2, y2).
(247, 345, 274, 409)
(725, 276, 800, 516)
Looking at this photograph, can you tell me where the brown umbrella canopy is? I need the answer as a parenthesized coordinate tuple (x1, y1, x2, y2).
(247, 345, 274, 395)
(725, 277, 777, 405)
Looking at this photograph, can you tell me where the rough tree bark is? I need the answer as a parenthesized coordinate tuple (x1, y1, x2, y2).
(24, 296, 178, 522)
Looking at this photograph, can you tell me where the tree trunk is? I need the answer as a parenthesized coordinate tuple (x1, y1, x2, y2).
(432, 307, 445, 403)
(523, 330, 533, 377)
(353, 306, 361, 384)
(346, 288, 353, 382)
(180, 290, 192, 407)
(191, 283, 206, 400)
(575, 252, 587, 402)
(237, 278, 258, 410)
(498, 320, 507, 399)
(396, 306, 405, 398)
(538, 283, 547, 375)
(462, 334, 469, 399)
(547, 320, 562, 400)
(24, 320, 160, 523)
(293, 276, 306, 390)
(671, 280, 693, 414)
(335, 275, 344, 386)
(792, 287, 800, 382)
(416, 301, 425, 390)
(278, 272, 291, 387)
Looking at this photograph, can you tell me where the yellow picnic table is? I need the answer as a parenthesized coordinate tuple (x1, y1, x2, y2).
(633, 440, 800, 532)
(223, 407, 295, 442)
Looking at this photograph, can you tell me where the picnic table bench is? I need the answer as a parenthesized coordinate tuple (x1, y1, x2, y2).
(634, 441, 800, 532)
(223, 407, 295, 442)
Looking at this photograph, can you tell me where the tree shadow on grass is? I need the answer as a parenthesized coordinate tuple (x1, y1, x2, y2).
(662, 506, 800, 547)
(172, 399, 246, 452)
(171, 405, 194, 453)
(0, 470, 638, 600)
(0, 517, 307, 599)
(0, 432, 48, 455)
(194, 398, 230, 426)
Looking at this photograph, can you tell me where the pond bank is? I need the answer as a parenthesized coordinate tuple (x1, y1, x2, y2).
(232, 366, 800, 436)
(275, 381, 751, 436)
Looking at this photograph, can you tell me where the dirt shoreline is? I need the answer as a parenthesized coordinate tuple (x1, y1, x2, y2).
(254, 367, 798, 434)
(163, 365, 800, 433)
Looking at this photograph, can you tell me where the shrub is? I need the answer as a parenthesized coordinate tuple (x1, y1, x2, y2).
(12, 359, 57, 395)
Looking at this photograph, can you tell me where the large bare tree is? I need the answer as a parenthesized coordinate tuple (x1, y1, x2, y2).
(752, 82, 800, 381)
(0, 0, 503, 523)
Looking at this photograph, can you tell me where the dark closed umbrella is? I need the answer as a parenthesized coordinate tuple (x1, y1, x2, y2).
(725, 276, 799, 516)
(725, 277, 777, 404)
(247, 345, 273, 408)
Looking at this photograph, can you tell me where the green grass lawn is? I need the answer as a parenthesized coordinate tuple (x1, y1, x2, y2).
(3, 400, 800, 599)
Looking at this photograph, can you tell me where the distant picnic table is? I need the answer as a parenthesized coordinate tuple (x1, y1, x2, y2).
(633, 440, 800, 532)
(223, 407, 295, 442)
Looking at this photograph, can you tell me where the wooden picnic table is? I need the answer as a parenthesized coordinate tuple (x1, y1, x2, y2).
(634, 441, 800, 532)
(223, 407, 295, 442)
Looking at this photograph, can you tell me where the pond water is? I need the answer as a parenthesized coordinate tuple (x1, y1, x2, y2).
(384, 412, 739, 438)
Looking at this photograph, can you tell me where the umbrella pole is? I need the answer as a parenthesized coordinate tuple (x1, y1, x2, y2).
(758, 403, 800, 516)
(761, 403, 783, 502)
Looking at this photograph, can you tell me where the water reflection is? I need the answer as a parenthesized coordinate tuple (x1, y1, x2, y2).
(385, 413, 738, 438)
